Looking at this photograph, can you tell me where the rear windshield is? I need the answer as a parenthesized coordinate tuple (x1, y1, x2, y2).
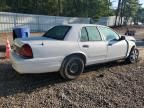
(43, 25, 71, 40)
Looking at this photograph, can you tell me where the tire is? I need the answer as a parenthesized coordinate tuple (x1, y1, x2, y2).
(60, 56, 85, 80)
(126, 48, 139, 63)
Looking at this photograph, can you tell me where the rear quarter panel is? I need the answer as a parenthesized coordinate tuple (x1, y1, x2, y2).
(30, 41, 83, 63)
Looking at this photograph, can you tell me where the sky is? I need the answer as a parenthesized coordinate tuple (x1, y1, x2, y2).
(111, 0, 144, 8)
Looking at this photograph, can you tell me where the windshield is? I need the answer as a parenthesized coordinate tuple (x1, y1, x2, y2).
(43, 25, 71, 40)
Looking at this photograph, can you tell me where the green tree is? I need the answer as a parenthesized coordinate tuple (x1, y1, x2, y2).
(115, 0, 139, 26)
(0, 0, 113, 19)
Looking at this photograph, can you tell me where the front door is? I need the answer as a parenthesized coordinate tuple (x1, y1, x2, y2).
(98, 27, 127, 60)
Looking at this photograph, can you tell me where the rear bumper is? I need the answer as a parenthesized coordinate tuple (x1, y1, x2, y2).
(10, 51, 62, 74)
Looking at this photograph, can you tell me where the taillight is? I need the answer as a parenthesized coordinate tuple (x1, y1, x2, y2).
(19, 44, 33, 58)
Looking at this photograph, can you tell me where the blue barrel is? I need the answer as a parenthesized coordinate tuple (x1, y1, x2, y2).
(13, 28, 30, 40)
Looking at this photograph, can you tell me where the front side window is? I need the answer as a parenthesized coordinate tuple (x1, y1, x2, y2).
(43, 26, 71, 40)
(98, 27, 120, 41)
(80, 26, 102, 41)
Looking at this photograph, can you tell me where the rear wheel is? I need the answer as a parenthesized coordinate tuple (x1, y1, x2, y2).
(126, 48, 139, 63)
(60, 56, 84, 80)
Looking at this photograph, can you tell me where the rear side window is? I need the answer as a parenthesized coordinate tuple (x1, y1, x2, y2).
(86, 27, 102, 41)
(80, 26, 102, 41)
(81, 27, 88, 41)
(43, 26, 71, 40)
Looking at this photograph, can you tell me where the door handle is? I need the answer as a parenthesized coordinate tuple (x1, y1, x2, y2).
(108, 43, 112, 46)
(82, 45, 89, 48)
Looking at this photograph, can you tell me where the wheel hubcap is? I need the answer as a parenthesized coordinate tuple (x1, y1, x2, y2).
(69, 63, 79, 74)
(130, 49, 139, 62)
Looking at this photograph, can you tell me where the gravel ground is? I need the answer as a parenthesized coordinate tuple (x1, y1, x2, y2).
(0, 49, 144, 108)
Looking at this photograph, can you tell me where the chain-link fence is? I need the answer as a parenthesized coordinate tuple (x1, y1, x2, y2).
(0, 12, 90, 33)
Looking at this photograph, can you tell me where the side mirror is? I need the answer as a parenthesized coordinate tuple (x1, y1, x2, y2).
(120, 36, 125, 40)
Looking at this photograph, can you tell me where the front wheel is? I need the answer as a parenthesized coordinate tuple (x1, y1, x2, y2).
(60, 56, 85, 80)
(126, 48, 139, 63)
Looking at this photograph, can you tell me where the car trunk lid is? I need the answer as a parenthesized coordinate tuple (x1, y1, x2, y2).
(14, 36, 56, 46)
(13, 36, 56, 54)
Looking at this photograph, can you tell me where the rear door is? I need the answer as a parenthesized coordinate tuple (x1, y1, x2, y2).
(79, 26, 107, 65)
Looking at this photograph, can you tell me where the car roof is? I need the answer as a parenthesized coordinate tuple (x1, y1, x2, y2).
(63, 23, 107, 28)
(59, 24, 108, 41)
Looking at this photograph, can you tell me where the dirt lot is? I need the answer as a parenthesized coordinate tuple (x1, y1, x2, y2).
(0, 49, 144, 108)
(0, 49, 143, 108)
(113, 25, 144, 40)
(0, 26, 144, 108)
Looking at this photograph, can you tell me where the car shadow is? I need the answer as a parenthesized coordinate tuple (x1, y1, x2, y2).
(84, 61, 127, 73)
(0, 60, 128, 97)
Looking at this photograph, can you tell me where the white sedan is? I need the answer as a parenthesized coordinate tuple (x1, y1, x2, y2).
(10, 24, 139, 80)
